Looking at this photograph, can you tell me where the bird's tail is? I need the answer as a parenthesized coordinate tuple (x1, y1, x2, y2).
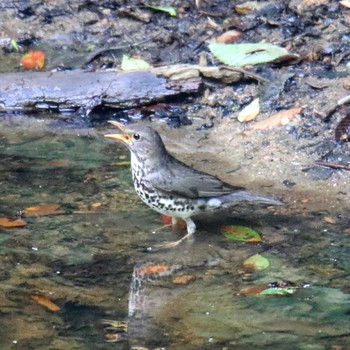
(220, 190, 283, 206)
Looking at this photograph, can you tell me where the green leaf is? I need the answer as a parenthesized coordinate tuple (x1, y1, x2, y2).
(121, 54, 150, 71)
(259, 287, 296, 295)
(222, 225, 262, 242)
(11, 39, 19, 51)
(243, 254, 269, 271)
(147, 5, 177, 16)
(208, 42, 292, 67)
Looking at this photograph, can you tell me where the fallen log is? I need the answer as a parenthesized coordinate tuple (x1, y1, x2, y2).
(0, 65, 262, 114)
(0, 69, 200, 114)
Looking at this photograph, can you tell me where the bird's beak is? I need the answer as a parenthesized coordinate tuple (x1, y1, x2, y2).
(104, 121, 131, 144)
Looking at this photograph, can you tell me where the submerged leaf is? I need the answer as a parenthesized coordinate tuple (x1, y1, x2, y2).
(222, 225, 262, 242)
(259, 287, 296, 295)
(147, 5, 177, 16)
(0, 217, 27, 228)
(23, 204, 62, 216)
(31, 294, 60, 311)
(121, 54, 150, 71)
(243, 254, 269, 271)
(172, 274, 195, 285)
(239, 285, 267, 295)
(208, 42, 296, 67)
(135, 264, 173, 276)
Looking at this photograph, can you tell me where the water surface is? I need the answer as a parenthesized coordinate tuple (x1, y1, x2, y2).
(0, 117, 349, 350)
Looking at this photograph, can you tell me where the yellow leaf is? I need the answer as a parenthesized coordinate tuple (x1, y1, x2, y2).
(237, 98, 260, 122)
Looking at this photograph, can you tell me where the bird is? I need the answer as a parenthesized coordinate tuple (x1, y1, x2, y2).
(105, 121, 283, 247)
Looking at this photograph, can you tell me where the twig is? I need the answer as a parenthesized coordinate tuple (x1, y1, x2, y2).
(83, 33, 161, 66)
(315, 161, 350, 171)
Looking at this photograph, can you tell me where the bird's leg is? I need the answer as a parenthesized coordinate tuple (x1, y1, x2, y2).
(155, 217, 196, 248)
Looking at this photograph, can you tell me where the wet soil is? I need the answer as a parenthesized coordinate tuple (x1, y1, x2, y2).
(0, 1, 349, 349)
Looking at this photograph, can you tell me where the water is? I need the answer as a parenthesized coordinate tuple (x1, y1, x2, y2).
(0, 117, 349, 350)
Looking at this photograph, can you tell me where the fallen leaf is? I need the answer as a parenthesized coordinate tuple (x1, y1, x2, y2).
(344, 228, 350, 234)
(121, 54, 150, 71)
(0, 217, 27, 228)
(172, 274, 195, 285)
(243, 254, 269, 271)
(91, 202, 102, 209)
(30, 294, 60, 311)
(239, 285, 267, 295)
(21, 50, 45, 70)
(11, 39, 19, 51)
(340, 0, 350, 9)
(23, 204, 62, 216)
(259, 287, 295, 295)
(248, 107, 302, 130)
(111, 161, 131, 166)
(208, 42, 298, 67)
(135, 264, 173, 276)
(216, 30, 242, 43)
(207, 17, 219, 28)
(221, 225, 262, 242)
(324, 216, 337, 224)
(304, 77, 329, 89)
(238, 98, 260, 122)
(335, 115, 350, 142)
(48, 159, 72, 167)
(235, 1, 270, 14)
(147, 5, 177, 16)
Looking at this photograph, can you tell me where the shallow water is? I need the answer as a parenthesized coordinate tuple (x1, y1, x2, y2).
(0, 117, 349, 350)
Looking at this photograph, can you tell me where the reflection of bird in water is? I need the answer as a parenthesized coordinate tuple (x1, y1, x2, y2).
(102, 263, 179, 345)
(105, 121, 282, 247)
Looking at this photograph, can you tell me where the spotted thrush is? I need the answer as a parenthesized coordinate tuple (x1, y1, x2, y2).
(105, 121, 282, 247)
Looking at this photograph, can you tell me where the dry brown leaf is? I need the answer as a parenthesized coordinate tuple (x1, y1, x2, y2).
(48, 159, 72, 167)
(91, 202, 102, 209)
(302, 0, 329, 6)
(111, 161, 130, 166)
(249, 107, 302, 130)
(343, 228, 350, 234)
(235, 1, 266, 14)
(30, 294, 60, 311)
(0, 217, 27, 228)
(324, 216, 337, 224)
(23, 204, 62, 216)
(339, 0, 350, 8)
(239, 285, 267, 295)
(136, 264, 173, 276)
(172, 274, 195, 285)
(216, 30, 242, 43)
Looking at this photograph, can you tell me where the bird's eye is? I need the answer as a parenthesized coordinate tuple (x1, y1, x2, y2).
(133, 133, 140, 140)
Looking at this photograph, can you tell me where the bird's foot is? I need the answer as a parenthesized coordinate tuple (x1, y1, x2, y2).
(151, 223, 173, 234)
(153, 230, 194, 249)
(153, 218, 196, 249)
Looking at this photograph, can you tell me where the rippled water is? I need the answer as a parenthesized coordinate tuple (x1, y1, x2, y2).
(0, 118, 349, 350)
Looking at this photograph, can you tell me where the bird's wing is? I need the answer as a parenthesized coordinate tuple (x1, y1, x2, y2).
(145, 157, 244, 198)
